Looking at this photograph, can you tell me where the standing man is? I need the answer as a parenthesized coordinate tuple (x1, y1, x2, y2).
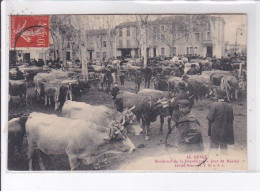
(119, 62, 125, 85)
(135, 68, 142, 93)
(174, 99, 204, 153)
(15, 67, 24, 80)
(143, 66, 152, 88)
(104, 66, 113, 93)
(206, 88, 234, 154)
(187, 64, 198, 75)
(171, 82, 192, 123)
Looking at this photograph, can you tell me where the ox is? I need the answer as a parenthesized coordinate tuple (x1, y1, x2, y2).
(220, 75, 239, 102)
(44, 81, 61, 110)
(186, 78, 209, 104)
(114, 91, 170, 140)
(9, 80, 27, 106)
(138, 89, 173, 134)
(62, 100, 143, 136)
(168, 76, 183, 94)
(26, 112, 136, 170)
(8, 115, 28, 159)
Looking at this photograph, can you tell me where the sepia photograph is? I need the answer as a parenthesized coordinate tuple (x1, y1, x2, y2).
(7, 14, 247, 171)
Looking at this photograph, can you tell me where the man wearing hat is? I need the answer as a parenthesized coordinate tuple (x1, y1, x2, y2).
(15, 67, 25, 80)
(173, 63, 182, 77)
(174, 99, 204, 153)
(143, 66, 152, 88)
(134, 68, 142, 93)
(171, 82, 191, 123)
(187, 64, 198, 75)
(182, 74, 189, 83)
(206, 88, 234, 153)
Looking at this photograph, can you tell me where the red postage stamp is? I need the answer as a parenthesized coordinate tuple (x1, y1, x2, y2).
(10, 15, 50, 48)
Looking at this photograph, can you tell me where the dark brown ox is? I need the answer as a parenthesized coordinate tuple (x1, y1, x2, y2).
(8, 115, 28, 159)
(114, 91, 170, 140)
(26, 112, 136, 170)
(62, 100, 143, 136)
(138, 89, 173, 134)
(187, 79, 209, 104)
(9, 80, 27, 105)
(168, 76, 183, 94)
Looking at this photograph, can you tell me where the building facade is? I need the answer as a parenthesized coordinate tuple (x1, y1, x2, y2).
(49, 15, 226, 61)
(114, 15, 226, 59)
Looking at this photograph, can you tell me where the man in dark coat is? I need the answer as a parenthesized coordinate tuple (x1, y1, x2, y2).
(119, 63, 125, 85)
(174, 99, 204, 153)
(142, 66, 152, 88)
(206, 88, 234, 153)
(135, 68, 142, 93)
(104, 66, 113, 92)
(111, 83, 119, 100)
(176, 82, 190, 102)
(171, 82, 191, 123)
(187, 64, 198, 75)
(15, 67, 24, 80)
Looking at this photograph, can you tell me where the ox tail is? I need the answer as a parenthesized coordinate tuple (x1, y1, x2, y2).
(61, 101, 70, 117)
(220, 77, 231, 90)
(54, 85, 61, 110)
(18, 114, 30, 135)
(69, 84, 73, 100)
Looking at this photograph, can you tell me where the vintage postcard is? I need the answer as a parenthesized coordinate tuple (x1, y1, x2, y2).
(6, 14, 247, 171)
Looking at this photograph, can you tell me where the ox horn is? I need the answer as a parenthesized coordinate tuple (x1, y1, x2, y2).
(156, 99, 162, 103)
(120, 117, 126, 125)
(129, 106, 135, 111)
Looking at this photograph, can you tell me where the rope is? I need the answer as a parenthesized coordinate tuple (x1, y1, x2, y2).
(165, 117, 201, 146)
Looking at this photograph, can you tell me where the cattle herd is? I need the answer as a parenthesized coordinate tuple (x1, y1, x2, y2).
(8, 54, 247, 170)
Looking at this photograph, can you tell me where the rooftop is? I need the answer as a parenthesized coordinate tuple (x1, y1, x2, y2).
(86, 29, 116, 36)
(115, 21, 137, 28)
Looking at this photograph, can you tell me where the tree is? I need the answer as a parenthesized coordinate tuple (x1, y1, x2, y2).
(135, 15, 150, 68)
(103, 16, 115, 59)
(50, 15, 76, 63)
(185, 15, 210, 56)
(71, 15, 93, 80)
(154, 15, 189, 56)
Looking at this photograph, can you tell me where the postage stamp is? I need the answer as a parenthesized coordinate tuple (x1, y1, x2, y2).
(10, 15, 50, 48)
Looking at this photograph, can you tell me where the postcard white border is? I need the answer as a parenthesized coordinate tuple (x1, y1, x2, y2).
(1, 1, 259, 191)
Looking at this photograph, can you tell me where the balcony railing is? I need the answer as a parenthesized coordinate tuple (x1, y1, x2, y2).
(202, 39, 213, 45)
(116, 44, 139, 49)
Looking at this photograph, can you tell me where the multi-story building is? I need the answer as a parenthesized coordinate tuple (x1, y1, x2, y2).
(114, 15, 226, 58)
(85, 29, 115, 61)
(114, 22, 140, 58)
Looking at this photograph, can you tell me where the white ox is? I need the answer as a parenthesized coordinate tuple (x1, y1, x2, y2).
(26, 112, 136, 170)
(62, 100, 143, 136)
(220, 75, 239, 102)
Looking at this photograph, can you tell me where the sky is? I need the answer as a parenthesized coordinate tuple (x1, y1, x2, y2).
(221, 15, 247, 45)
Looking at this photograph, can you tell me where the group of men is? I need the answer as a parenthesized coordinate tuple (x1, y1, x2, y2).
(116, 62, 153, 93)
(171, 83, 234, 154)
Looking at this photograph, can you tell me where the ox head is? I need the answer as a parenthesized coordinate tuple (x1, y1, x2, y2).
(121, 106, 143, 136)
(145, 97, 172, 122)
(157, 98, 172, 120)
(105, 123, 136, 153)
